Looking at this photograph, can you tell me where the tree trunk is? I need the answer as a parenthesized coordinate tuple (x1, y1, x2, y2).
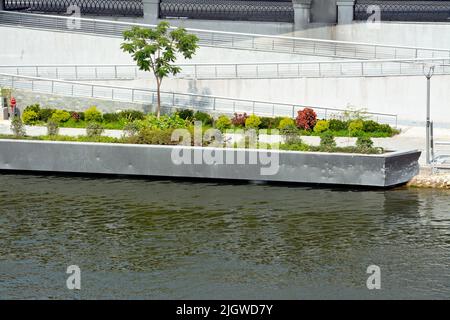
(156, 80, 161, 119)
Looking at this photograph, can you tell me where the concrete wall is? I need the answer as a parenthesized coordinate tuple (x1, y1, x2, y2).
(11, 89, 152, 114)
(0, 26, 333, 65)
(102, 75, 450, 126)
(0, 139, 421, 187)
(290, 21, 450, 50)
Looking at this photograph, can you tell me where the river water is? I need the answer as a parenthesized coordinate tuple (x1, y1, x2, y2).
(0, 173, 449, 299)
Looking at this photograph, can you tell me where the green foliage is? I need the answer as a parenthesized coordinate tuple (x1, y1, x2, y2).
(136, 114, 187, 130)
(121, 22, 199, 117)
(86, 122, 105, 137)
(280, 141, 310, 152)
(356, 136, 374, 149)
(22, 110, 39, 125)
(11, 116, 26, 137)
(260, 117, 283, 129)
(193, 111, 213, 126)
(176, 109, 194, 120)
(278, 117, 295, 130)
(245, 114, 261, 129)
(123, 122, 141, 138)
(24, 104, 40, 114)
(118, 110, 145, 121)
(348, 119, 364, 137)
(103, 113, 120, 123)
(46, 120, 60, 136)
(85, 106, 103, 123)
(378, 124, 395, 135)
(38, 108, 55, 122)
(313, 120, 329, 134)
(127, 127, 177, 145)
(215, 115, 232, 131)
(320, 132, 337, 149)
(50, 110, 71, 123)
(280, 124, 301, 144)
(329, 119, 348, 131)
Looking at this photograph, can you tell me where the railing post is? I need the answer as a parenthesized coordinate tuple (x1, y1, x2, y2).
(213, 97, 216, 111)
(235, 64, 238, 78)
(114, 66, 118, 79)
(131, 89, 135, 102)
(172, 93, 175, 106)
(75, 66, 78, 80)
(35, 66, 39, 77)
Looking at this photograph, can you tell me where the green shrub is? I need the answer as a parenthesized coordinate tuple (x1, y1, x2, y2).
(22, 110, 39, 125)
(362, 120, 381, 133)
(118, 109, 145, 121)
(215, 115, 232, 131)
(136, 114, 187, 130)
(260, 117, 283, 129)
(278, 117, 295, 130)
(176, 109, 194, 120)
(356, 136, 374, 149)
(320, 132, 336, 150)
(329, 119, 348, 131)
(280, 141, 310, 152)
(24, 104, 40, 114)
(123, 122, 140, 138)
(86, 122, 104, 137)
(313, 120, 329, 134)
(11, 116, 26, 137)
(245, 114, 261, 129)
(280, 124, 301, 144)
(85, 106, 103, 123)
(46, 120, 60, 136)
(103, 113, 120, 123)
(50, 110, 71, 123)
(193, 111, 213, 126)
(128, 127, 177, 145)
(378, 124, 394, 135)
(348, 119, 364, 137)
(38, 108, 55, 122)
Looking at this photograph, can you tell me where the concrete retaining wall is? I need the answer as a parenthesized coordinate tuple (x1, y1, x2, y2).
(105, 75, 450, 126)
(0, 139, 420, 187)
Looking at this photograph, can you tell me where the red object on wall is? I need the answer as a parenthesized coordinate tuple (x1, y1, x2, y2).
(10, 97, 16, 107)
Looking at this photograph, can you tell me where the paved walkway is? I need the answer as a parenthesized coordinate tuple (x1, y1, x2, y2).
(1, 121, 449, 165)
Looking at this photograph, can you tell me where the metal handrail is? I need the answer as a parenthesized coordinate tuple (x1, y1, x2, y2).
(0, 72, 398, 126)
(1, 11, 450, 60)
(2, 57, 450, 81)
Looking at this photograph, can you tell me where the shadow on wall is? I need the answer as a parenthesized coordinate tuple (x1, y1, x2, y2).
(188, 80, 212, 111)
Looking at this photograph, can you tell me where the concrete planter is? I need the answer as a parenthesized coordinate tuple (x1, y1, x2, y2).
(0, 139, 420, 187)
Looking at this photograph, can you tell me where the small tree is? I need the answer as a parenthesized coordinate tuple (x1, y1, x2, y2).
(121, 22, 199, 118)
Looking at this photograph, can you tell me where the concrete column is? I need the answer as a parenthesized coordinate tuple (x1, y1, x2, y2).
(292, 0, 312, 29)
(0, 0, 4, 11)
(143, 0, 160, 24)
(337, 0, 355, 24)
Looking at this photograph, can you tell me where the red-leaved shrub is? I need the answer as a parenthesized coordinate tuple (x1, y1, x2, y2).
(231, 113, 249, 127)
(296, 108, 317, 130)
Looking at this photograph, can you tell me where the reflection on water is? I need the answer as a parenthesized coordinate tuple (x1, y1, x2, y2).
(0, 173, 449, 299)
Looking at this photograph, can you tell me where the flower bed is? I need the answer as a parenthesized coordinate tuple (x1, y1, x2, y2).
(19, 104, 400, 139)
